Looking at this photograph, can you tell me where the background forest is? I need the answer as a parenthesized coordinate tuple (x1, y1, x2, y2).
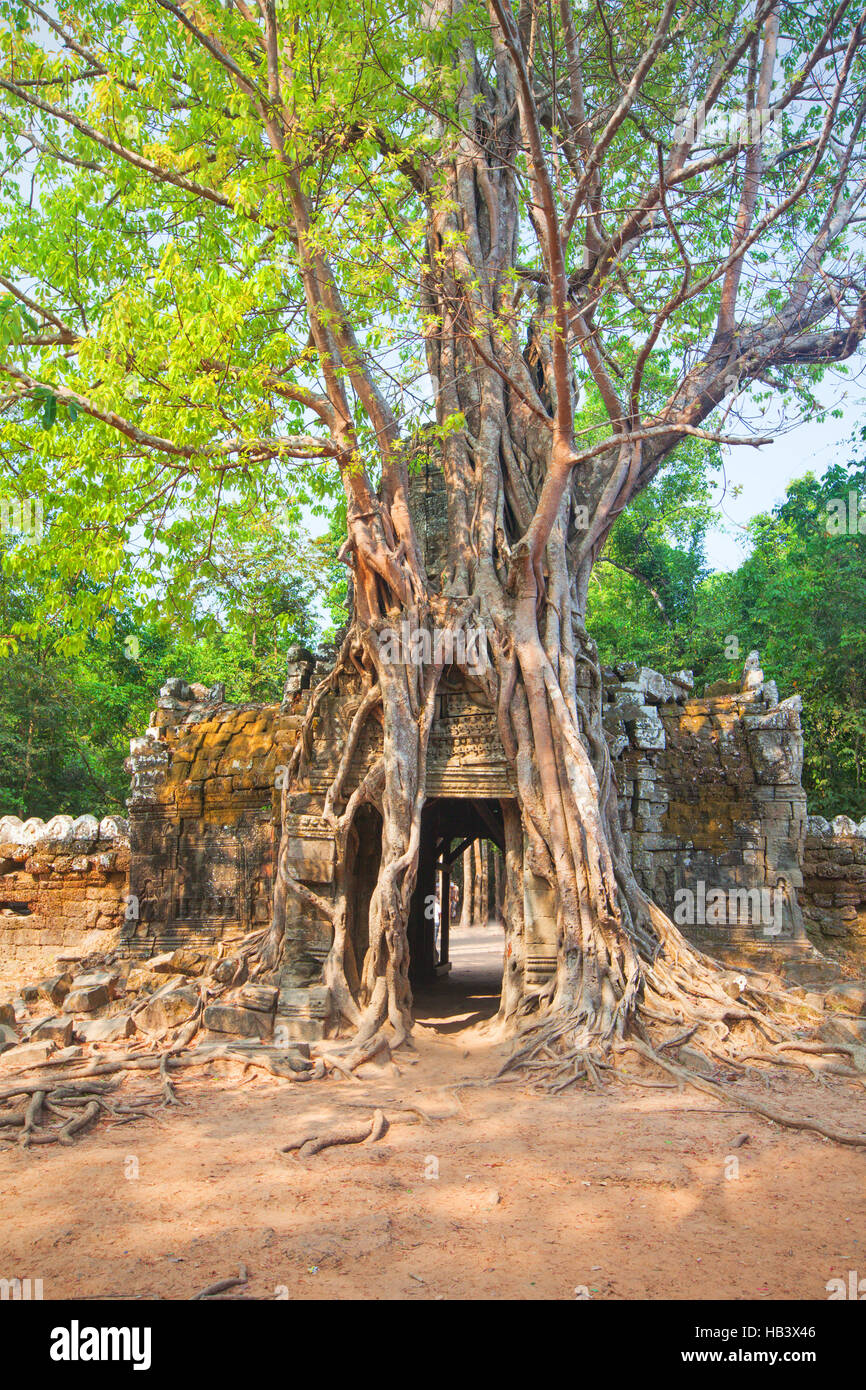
(2, 439, 864, 824)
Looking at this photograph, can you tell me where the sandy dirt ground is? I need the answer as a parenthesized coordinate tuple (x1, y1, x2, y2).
(1, 926, 864, 1302)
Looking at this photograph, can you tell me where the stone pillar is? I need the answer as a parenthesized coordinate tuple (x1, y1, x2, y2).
(459, 846, 473, 929)
(473, 840, 484, 924)
(439, 860, 451, 971)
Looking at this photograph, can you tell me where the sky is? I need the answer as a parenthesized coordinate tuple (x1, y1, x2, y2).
(703, 375, 865, 572)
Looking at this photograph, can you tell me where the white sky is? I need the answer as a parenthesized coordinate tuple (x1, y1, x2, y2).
(703, 380, 865, 571)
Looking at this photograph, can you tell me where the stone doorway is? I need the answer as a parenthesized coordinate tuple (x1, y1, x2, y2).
(408, 797, 511, 1029)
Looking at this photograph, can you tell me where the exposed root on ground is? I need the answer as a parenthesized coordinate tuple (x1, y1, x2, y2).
(279, 1106, 388, 1158)
(496, 992, 866, 1147)
(2, 974, 864, 1150)
(192, 1265, 248, 1301)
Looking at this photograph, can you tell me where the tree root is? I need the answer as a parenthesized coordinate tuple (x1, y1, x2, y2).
(192, 1265, 248, 1300)
(497, 1013, 866, 1147)
(279, 1107, 388, 1158)
(160, 1053, 182, 1107)
(0, 1041, 327, 1147)
(340, 1099, 438, 1124)
(20, 1088, 45, 1146)
(317, 1033, 394, 1073)
(3, 916, 861, 1155)
(22, 1099, 101, 1146)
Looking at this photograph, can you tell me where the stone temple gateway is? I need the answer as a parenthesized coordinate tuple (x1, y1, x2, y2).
(1, 467, 863, 1036)
(114, 639, 814, 1037)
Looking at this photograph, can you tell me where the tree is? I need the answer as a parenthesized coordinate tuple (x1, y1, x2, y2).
(586, 440, 719, 672)
(587, 454, 866, 818)
(0, 503, 322, 817)
(694, 461, 866, 820)
(2, 1, 866, 1100)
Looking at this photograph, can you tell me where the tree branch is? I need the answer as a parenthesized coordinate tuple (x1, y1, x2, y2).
(0, 363, 339, 462)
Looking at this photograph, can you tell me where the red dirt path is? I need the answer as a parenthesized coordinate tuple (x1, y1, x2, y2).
(1, 927, 863, 1301)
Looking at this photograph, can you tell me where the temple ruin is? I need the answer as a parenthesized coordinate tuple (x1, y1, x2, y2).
(4, 636, 864, 1035)
(1, 465, 864, 1038)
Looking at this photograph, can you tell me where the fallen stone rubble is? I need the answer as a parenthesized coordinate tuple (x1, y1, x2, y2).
(0, 940, 285, 1065)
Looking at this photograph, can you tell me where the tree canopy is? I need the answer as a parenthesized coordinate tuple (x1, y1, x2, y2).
(1, 0, 865, 645)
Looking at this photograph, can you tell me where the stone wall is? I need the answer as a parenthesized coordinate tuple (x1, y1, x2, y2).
(800, 815, 866, 959)
(0, 814, 129, 980)
(124, 678, 308, 960)
(122, 655, 811, 995)
(605, 661, 809, 967)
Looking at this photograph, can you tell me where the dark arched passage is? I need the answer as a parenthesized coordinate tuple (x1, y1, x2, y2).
(407, 797, 505, 984)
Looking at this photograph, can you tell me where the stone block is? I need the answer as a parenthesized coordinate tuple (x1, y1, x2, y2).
(76, 1013, 137, 1043)
(169, 947, 209, 976)
(203, 1003, 273, 1039)
(285, 836, 336, 883)
(820, 1015, 866, 1045)
(236, 984, 279, 1014)
(161, 678, 192, 702)
(670, 670, 695, 692)
(124, 968, 156, 993)
(70, 969, 121, 997)
(141, 986, 199, 1033)
(278, 985, 330, 1020)
(607, 689, 648, 720)
(30, 1015, 74, 1046)
(63, 984, 110, 1014)
(211, 957, 244, 985)
(747, 727, 804, 785)
(832, 815, 859, 836)
(625, 710, 666, 751)
(824, 982, 866, 1016)
(0, 1040, 54, 1069)
(146, 952, 178, 973)
(632, 668, 677, 704)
